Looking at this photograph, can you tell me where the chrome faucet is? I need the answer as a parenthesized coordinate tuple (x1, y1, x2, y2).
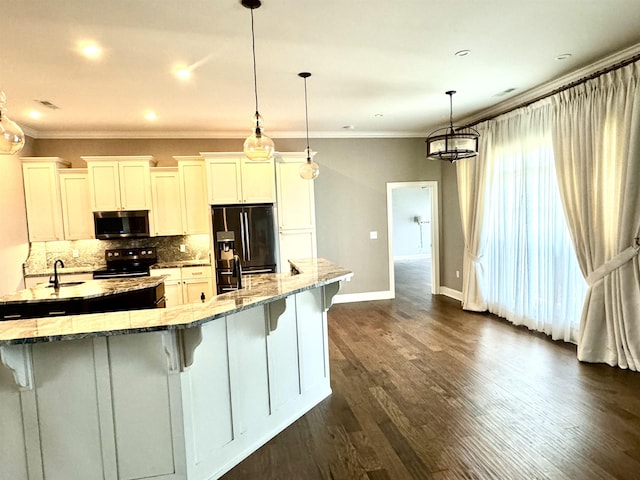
(50, 259, 64, 290)
(232, 254, 242, 290)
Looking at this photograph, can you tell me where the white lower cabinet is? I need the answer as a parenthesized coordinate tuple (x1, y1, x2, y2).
(0, 286, 333, 480)
(150, 266, 213, 307)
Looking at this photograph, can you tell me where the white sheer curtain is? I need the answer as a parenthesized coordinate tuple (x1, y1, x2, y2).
(481, 104, 588, 342)
(456, 122, 490, 312)
(551, 62, 640, 369)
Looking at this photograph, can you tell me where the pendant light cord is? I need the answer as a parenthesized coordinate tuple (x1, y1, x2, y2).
(250, 8, 260, 127)
(303, 76, 310, 157)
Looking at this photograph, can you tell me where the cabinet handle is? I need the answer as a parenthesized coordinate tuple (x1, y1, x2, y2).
(48, 311, 66, 316)
(3, 314, 21, 319)
(191, 272, 203, 276)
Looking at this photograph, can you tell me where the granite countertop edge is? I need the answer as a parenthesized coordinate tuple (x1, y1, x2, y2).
(0, 259, 353, 346)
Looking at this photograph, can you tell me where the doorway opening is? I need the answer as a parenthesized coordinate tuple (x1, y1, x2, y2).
(386, 181, 439, 299)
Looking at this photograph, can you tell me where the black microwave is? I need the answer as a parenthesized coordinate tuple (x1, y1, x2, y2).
(94, 210, 150, 239)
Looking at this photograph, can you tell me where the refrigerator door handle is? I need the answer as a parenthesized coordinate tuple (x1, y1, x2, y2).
(239, 212, 247, 261)
(244, 212, 251, 261)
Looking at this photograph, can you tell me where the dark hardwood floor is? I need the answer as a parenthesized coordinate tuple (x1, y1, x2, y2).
(222, 259, 640, 479)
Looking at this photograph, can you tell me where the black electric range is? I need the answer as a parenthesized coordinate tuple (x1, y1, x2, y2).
(92, 247, 158, 279)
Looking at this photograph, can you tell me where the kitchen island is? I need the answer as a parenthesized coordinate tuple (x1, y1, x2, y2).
(0, 276, 166, 320)
(0, 259, 352, 480)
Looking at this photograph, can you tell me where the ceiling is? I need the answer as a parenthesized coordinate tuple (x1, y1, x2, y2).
(2, 0, 640, 139)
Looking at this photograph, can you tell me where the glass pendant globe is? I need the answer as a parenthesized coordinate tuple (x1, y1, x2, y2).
(0, 114, 25, 155)
(299, 159, 320, 180)
(243, 128, 275, 160)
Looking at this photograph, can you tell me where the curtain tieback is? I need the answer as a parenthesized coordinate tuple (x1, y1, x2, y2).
(586, 245, 640, 286)
(464, 250, 483, 263)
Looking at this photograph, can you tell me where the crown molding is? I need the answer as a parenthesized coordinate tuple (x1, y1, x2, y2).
(27, 129, 427, 140)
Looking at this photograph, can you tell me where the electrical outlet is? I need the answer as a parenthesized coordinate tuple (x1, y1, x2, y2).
(72, 249, 80, 258)
(179, 244, 186, 253)
(370, 231, 378, 240)
(456, 270, 460, 278)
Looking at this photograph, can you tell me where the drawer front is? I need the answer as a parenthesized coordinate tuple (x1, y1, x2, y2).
(150, 267, 182, 282)
(181, 266, 212, 280)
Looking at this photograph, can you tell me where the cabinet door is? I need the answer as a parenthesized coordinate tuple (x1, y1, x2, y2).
(22, 162, 65, 241)
(119, 161, 151, 210)
(207, 158, 242, 205)
(279, 229, 317, 266)
(276, 160, 316, 230)
(241, 158, 275, 204)
(183, 278, 213, 304)
(164, 281, 183, 307)
(59, 172, 94, 240)
(179, 160, 209, 234)
(87, 161, 121, 211)
(150, 269, 183, 306)
(151, 170, 183, 236)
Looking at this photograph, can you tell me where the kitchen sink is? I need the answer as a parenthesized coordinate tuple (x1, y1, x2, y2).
(46, 281, 86, 288)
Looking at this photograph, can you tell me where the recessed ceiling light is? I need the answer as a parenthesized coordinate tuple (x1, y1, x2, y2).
(79, 41, 102, 59)
(342, 125, 355, 130)
(455, 50, 471, 57)
(175, 67, 191, 80)
(556, 53, 572, 60)
(28, 110, 42, 119)
(144, 111, 157, 121)
(374, 113, 383, 118)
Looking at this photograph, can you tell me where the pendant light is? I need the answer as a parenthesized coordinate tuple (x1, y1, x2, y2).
(425, 90, 479, 162)
(0, 91, 25, 155)
(241, 0, 275, 161)
(298, 72, 319, 180)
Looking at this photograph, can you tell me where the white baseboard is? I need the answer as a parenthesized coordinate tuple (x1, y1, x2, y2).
(333, 290, 394, 304)
(439, 286, 462, 301)
(393, 254, 431, 260)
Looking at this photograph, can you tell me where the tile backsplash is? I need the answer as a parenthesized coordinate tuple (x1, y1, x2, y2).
(24, 234, 211, 275)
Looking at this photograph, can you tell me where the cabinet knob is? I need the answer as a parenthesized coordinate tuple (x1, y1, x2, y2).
(200, 292, 206, 302)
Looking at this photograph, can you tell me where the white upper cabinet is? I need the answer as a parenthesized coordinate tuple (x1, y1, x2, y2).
(83, 156, 156, 211)
(59, 169, 94, 240)
(202, 153, 275, 205)
(175, 156, 209, 234)
(275, 153, 317, 230)
(21, 157, 70, 242)
(150, 168, 183, 236)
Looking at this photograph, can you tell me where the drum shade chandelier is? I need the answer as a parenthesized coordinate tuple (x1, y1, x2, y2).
(298, 72, 319, 180)
(0, 91, 25, 155)
(241, 0, 275, 161)
(425, 90, 479, 162)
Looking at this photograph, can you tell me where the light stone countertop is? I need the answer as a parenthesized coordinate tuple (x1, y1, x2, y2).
(0, 259, 353, 346)
(0, 276, 165, 305)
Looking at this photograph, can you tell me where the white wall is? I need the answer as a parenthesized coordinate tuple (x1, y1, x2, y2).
(0, 151, 30, 295)
(392, 186, 431, 259)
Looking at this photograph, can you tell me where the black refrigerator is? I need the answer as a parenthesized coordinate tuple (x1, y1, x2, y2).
(212, 204, 278, 293)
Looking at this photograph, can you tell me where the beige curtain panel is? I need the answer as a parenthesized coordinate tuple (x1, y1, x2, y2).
(552, 62, 640, 370)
